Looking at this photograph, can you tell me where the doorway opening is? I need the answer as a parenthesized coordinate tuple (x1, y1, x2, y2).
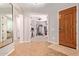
(29, 14, 48, 41)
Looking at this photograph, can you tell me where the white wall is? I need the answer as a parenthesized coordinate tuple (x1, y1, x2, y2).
(23, 15, 31, 41)
(15, 15, 23, 42)
(13, 5, 23, 42)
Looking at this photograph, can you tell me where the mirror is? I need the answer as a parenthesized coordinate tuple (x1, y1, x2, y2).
(0, 3, 13, 48)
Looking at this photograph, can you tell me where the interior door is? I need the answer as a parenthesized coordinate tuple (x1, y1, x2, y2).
(59, 6, 76, 49)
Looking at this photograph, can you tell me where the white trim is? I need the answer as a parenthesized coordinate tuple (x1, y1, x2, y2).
(19, 41, 31, 43)
(48, 40, 59, 45)
(76, 5, 79, 50)
(5, 48, 15, 56)
(19, 41, 24, 43)
(24, 41, 31, 43)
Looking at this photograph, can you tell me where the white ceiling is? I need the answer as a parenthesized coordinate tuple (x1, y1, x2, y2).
(13, 3, 49, 13)
(14, 3, 46, 8)
(19, 3, 46, 8)
(13, 3, 77, 14)
(0, 3, 12, 14)
(0, 3, 11, 8)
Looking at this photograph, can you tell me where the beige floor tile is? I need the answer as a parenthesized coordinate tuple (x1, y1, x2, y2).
(9, 41, 66, 56)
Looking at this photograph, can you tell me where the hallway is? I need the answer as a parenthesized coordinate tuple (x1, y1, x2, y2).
(0, 3, 79, 56)
(9, 41, 66, 56)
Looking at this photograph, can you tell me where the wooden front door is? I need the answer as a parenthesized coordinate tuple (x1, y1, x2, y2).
(59, 6, 76, 49)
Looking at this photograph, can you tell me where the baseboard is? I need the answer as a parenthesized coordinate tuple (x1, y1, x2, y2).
(48, 41, 59, 45)
(5, 48, 15, 56)
(19, 41, 24, 43)
(19, 41, 31, 43)
(24, 41, 31, 43)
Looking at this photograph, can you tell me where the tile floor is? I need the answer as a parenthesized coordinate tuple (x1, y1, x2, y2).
(9, 41, 67, 56)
